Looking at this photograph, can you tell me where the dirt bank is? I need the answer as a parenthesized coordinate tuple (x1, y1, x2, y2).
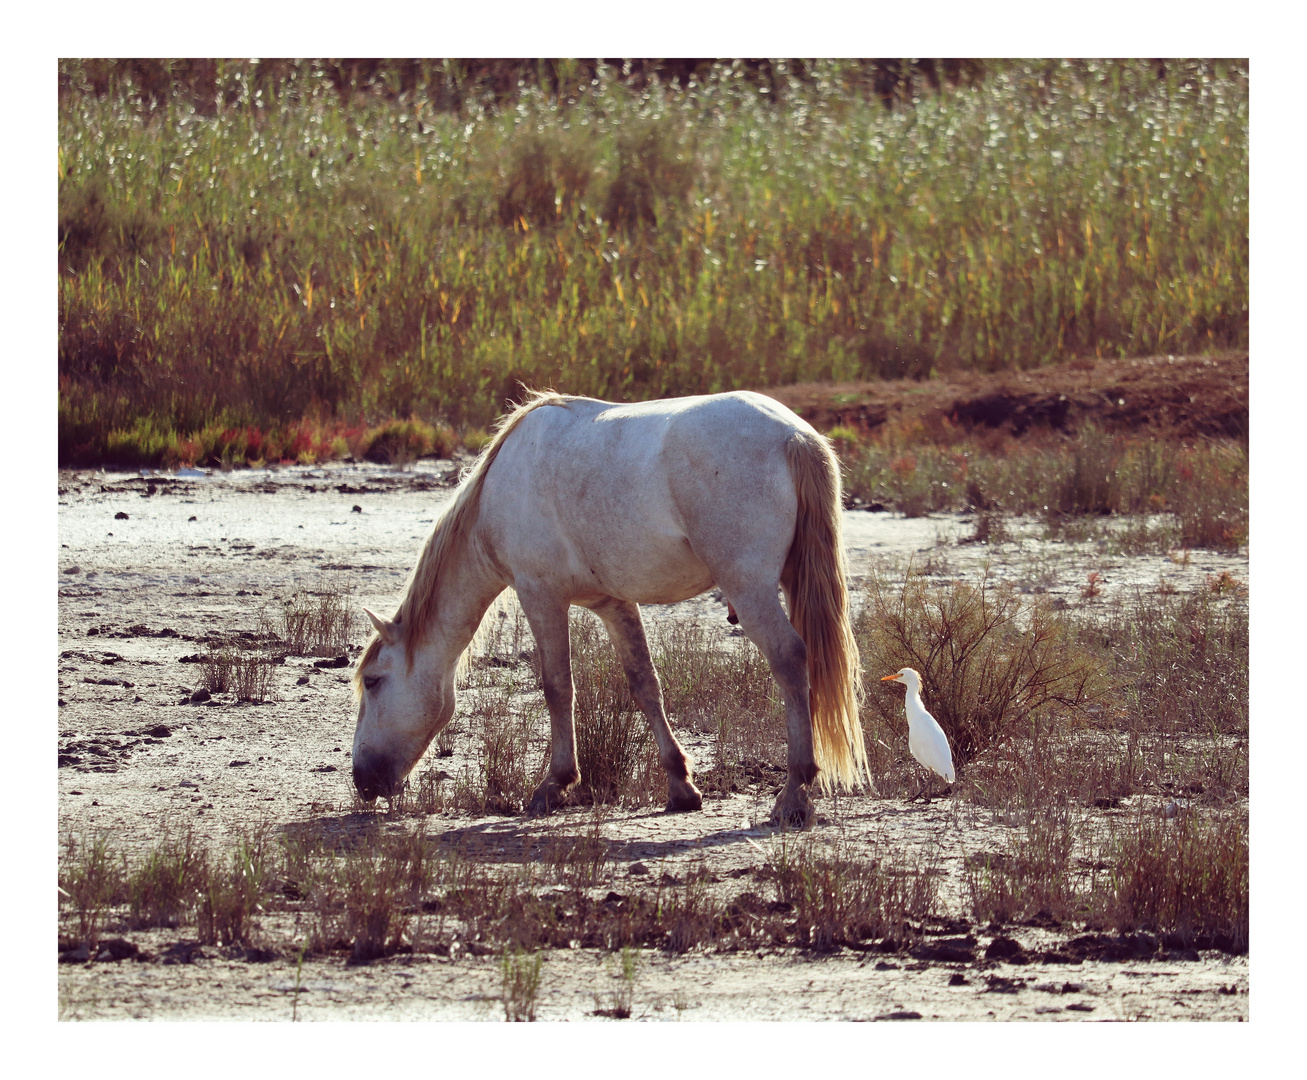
(764, 351, 1247, 442)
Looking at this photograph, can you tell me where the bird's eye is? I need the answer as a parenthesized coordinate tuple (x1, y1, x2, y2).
(363, 675, 381, 692)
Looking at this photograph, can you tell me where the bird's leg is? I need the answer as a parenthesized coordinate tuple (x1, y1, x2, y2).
(906, 767, 926, 804)
(921, 771, 933, 805)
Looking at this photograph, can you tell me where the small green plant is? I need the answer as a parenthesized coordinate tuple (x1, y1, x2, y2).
(501, 946, 544, 1021)
(292, 938, 309, 1021)
(596, 946, 641, 1018)
(824, 425, 861, 457)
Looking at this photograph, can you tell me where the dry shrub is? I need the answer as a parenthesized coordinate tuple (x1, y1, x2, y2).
(765, 835, 938, 951)
(197, 642, 235, 694)
(1105, 809, 1247, 949)
(857, 565, 1099, 769)
(842, 425, 1246, 558)
(232, 656, 276, 702)
(126, 829, 206, 929)
(409, 765, 453, 814)
(470, 685, 542, 815)
(197, 637, 276, 701)
(663, 874, 717, 955)
(652, 622, 785, 793)
(1170, 445, 1248, 551)
(541, 808, 612, 889)
(1100, 587, 1248, 737)
(466, 601, 534, 682)
(340, 825, 434, 963)
(275, 587, 355, 657)
(964, 805, 1248, 951)
(965, 810, 1080, 925)
(1050, 422, 1121, 514)
(281, 824, 435, 960)
(570, 614, 657, 805)
(435, 720, 459, 758)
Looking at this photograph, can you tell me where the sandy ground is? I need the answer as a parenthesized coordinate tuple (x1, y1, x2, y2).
(56, 461, 1248, 1021)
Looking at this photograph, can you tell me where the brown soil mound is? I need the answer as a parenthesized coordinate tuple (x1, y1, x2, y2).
(761, 351, 1247, 442)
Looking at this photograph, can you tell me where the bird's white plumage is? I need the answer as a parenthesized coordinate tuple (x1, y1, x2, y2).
(881, 667, 955, 784)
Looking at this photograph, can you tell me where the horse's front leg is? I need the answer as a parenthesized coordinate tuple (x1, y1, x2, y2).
(517, 587, 580, 816)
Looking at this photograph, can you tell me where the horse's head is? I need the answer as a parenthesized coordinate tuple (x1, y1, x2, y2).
(351, 608, 454, 802)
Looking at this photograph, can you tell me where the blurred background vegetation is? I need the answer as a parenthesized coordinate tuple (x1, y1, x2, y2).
(57, 58, 1247, 467)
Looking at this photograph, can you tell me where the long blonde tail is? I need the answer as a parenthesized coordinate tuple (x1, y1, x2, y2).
(784, 432, 868, 792)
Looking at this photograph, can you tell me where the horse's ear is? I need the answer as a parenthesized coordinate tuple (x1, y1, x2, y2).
(363, 607, 395, 645)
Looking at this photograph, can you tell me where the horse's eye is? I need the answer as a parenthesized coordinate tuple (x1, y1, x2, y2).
(363, 675, 381, 692)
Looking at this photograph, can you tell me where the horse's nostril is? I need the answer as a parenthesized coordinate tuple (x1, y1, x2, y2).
(352, 753, 390, 801)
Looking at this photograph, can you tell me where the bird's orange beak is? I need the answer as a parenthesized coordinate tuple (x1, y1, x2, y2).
(880, 674, 899, 682)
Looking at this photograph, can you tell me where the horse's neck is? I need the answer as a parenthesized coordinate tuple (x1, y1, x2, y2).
(420, 537, 504, 675)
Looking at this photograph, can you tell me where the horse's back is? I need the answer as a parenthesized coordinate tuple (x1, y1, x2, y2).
(479, 392, 814, 603)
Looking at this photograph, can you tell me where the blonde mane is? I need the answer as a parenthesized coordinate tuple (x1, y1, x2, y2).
(354, 390, 573, 688)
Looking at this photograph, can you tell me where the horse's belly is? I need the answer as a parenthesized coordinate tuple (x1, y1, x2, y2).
(570, 534, 715, 606)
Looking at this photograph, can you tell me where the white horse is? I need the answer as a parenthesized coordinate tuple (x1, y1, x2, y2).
(351, 390, 868, 826)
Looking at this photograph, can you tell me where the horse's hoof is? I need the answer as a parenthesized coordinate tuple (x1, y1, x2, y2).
(526, 785, 566, 818)
(768, 792, 815, 829)
(665, 786, 703, 814)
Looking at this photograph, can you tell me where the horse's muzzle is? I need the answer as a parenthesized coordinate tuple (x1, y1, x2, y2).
(352, 750, 398, 802)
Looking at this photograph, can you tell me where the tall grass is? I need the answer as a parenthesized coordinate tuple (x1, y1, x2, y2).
(58, 59, 1246, 464)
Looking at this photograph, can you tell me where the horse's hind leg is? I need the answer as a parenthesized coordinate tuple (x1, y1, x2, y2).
(517, 586, 580, 816)
(723, 585, 817, 828)
(594, 599, 703, 813)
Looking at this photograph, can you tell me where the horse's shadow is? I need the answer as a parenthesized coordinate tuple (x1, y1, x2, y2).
(279, 808, 784, 866)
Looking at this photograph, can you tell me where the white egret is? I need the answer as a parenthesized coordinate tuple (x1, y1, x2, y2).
(880, 667, 955, 803)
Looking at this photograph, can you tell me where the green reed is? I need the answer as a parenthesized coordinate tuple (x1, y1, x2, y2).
(58, 60, 1247, 464)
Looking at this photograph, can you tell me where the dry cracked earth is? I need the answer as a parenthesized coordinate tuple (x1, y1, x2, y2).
(56, 459, 1248, 1021)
